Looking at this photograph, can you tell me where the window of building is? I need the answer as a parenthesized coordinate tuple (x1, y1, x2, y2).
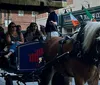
(5, 19, 11, 27)
(67, 0, 73, 5)
(4, 12, 6, 18)
(32, 11, 36, 17)
(18, 10, 24, 16)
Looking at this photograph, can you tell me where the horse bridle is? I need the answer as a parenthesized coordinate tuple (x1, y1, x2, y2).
(95, 37, 100, 54)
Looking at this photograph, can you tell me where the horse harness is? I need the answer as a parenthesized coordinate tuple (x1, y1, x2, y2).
(57, 24, 100, 67)
(73, 25, 100, 66)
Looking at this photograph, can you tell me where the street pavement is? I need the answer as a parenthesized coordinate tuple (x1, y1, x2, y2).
(0, 69, 38, 85)
(0, 69, 99, 85)
(0, 78, 100, 85)
(0, 77, 38, 85)
(0, 77, 89, 85)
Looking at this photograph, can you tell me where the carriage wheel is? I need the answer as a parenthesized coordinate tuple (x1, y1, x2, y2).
(4, 74, 13, 85)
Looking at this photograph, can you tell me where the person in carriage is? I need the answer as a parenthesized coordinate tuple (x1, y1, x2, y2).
(24, 22, 44, 42)
(4, 22, 24, 59)
(16, 24, 22, 33)
(45, 7, 60, 40)
(40, 25, 46, 40)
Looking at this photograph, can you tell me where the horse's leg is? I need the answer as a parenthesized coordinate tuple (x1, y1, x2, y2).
(48, 67, 55, 85)
(52, 72, 65, 85)
(87, 68, 99, 85)
(39, 66, 54, 85)
(47, 68, 72, 85)
(64, 76, 72, 85)
(74, 76, 85, 85)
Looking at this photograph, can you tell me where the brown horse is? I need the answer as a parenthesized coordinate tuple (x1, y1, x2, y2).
(39, 21, 100, 85)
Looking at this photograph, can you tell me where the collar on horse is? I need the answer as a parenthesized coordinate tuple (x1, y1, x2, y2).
(72, 23, 99, 66)
(58, 22, 99, 66)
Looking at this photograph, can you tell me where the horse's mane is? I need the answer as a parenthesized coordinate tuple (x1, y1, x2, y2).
(83, 21, 100, 52)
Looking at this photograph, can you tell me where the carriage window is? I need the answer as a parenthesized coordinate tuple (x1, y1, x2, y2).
(18, 10, 24, 16)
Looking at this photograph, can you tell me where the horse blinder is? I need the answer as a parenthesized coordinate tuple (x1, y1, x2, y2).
(95, 37, 100, 54)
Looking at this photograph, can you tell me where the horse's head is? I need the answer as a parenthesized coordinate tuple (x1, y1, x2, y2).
(82, 22, 100, 64)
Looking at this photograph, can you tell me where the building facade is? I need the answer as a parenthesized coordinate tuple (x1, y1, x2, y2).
(0, 10, 48, 31)
(58, 0, 100, 34)
(0, 0, 100, 32)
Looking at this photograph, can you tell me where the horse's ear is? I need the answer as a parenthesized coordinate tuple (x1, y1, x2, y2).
(77, 15, 83, 22)
(77, 16, 86, 28)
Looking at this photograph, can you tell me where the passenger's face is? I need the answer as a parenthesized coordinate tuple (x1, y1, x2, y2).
(47, 8, 51, 13)
(11, 24, 16, 31)
(47, 7, 54, 13)
(34, 26, 38, 30)
(31, 24, 38, 31)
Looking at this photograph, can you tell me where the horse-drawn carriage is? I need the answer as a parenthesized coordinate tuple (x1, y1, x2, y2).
(0, 38, 71, 85)
(0, 21, 100, 85)
(1, 1, 100, 84)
